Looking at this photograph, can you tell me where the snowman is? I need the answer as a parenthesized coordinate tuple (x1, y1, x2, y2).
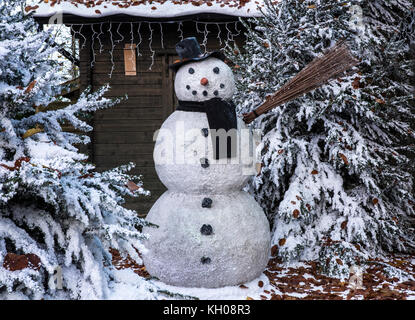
(143, 37, 270, 288)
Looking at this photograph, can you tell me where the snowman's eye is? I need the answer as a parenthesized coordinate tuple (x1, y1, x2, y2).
(213, 67, 220, 74)
(188, 67, 195, 74)
(220, 83, 225, 89)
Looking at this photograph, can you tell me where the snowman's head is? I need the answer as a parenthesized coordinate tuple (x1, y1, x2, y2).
(174, 57, 235, 102)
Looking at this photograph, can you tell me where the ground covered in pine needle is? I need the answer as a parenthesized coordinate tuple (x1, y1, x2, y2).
(110, 249, 415, 300)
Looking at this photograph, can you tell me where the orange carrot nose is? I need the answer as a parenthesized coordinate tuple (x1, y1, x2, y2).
(200, 78, 209, 86)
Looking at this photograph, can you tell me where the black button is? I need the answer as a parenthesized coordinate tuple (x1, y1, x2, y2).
(186, 85, 190, 90)
(201, 257, 211, 264)
(200, 224, 213, 235)
(200, 158, 209, 168)
(201, 128, 209, 137)
(202, 197, 212, 208)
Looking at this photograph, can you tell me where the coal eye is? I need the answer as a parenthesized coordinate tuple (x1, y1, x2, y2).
(213, 67, 220, 74)
(220, 83, 225, 89)
(188, 68, 195, 74)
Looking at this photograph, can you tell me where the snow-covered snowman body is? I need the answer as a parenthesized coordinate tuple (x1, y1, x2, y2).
(143, 57, 270, 288)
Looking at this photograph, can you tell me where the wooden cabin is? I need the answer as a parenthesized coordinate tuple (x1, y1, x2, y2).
(32, 0, 263, 216)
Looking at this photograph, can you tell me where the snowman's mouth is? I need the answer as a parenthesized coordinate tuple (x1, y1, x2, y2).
(186, 83, 225, 98)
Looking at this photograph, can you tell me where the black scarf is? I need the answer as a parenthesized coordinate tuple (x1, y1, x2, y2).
(176, 98, 237, 159)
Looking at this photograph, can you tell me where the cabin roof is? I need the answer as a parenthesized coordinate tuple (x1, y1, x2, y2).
(29, 0, 265, 21)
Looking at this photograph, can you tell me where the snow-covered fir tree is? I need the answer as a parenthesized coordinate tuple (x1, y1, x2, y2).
(0, 0, 156, 299)
(228, 0, 415, 277)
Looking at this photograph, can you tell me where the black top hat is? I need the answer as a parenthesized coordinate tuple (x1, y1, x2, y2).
(169, 37, 225, 71)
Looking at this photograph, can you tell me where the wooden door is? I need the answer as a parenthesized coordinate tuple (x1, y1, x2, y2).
(92, 52, 178, 217)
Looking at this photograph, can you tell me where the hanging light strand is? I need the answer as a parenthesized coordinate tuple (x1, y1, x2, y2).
(226, 23, 233, 43)
(130, 22, 134, 46)
(202, 23, 209, 54)
(97, 22, 104, 53)
(109, 22, 115, 78)
(177, 21, 184, 41)
(74, 24, 87, 50)
(195, 22, 206, 52)
(69, 20, 242, 73)
(129, 22, 135, 68)
(137, 22, 143, 58)
(90, 24, 97, 68)
(115, 22, 124, 44)
(159, 23, 164, 49)
(148, 23, 155, 70)
(216, 23, 222, 46)
(234, 21, 241, 37)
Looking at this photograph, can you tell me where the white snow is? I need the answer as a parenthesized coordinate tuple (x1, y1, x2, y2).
(110, 268, 270, 300)
(0, 45, 9, 58)
(31, 0, 264, 20)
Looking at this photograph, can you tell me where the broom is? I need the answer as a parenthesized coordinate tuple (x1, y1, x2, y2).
(242, 41, 359, 124)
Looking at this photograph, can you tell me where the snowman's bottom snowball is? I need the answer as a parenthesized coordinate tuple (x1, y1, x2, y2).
(143, 191, 271, 288)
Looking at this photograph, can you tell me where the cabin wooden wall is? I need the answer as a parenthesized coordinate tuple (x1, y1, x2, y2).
(76, 21, 246, 217)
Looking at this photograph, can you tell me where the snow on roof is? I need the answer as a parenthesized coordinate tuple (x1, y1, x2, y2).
(29, 0, 266, 20)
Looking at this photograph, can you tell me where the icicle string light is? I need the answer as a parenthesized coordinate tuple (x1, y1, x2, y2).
(234, 21, 241, 37)
(69, 21, 242, 72)
(148, 23, 155, 70)
(195, 21, 203, 34)
(178, 21, 184, 41)
(202, 23, 209, 54)
(137, 22, 143, 58)
(195, 22, 207, 52)
(225, 22, 239, 50)
(130, 22, 134, 46)
(69, 24, 75, 43)
(159, 23, 164, 49)
(73, 24, 87, 50)
(90, 24, 97, 68)
(129, 22, 135, 68)
(97, 22, 104, 53)
(109, 22, 115, 78)
(216, 23, 222, 46)
(115, 22, 124, 44)
(226, 23, 233, 43)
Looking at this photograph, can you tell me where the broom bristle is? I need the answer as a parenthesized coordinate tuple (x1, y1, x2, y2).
(245, 41, 358, 123)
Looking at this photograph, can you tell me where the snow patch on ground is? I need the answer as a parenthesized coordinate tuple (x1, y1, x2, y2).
(109, 269, 159, 300)
(154, 273, 270, 300)
(110, 268, 269, 300)
(109, 254, 415, 300)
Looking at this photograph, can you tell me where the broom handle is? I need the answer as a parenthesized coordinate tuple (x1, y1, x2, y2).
(243, 41, 357, 124)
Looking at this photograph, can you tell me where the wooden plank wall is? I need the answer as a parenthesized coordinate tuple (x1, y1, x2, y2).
(77, 21, 245, 217)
